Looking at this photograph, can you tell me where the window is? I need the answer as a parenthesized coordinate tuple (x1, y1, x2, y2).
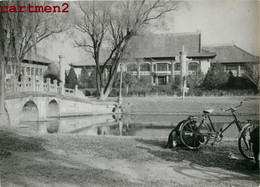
(26, 67, 30, 75)
(168, 64, 171, 71)
(174, 63, 181, 71)
(39, 68, 43, 76)
(140, 63, 150, 71)
(127, 64, 137, 71)
(240, 65, 246, 70)
(6, 65, 11, 74)
(157, 63, 167, 71)
(36, 68, 39, 76)
(188, 62, 199, 71)
(21, 67, 25, 75)
(31, 67, 34, 75)
(226, 65, 237, 71)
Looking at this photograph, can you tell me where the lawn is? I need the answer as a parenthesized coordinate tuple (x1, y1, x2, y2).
(122, 96, 259, 116)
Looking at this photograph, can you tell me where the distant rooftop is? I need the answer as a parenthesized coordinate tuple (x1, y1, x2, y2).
(23, 53, 53, 64)
(128, 32, 216, 58)
(202, 45, 259, 63)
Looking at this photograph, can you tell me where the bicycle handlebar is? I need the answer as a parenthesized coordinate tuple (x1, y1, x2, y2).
(221, 101, 243, 112)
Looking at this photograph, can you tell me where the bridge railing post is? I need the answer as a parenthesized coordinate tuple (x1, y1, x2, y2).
(11, 76, 17, 92)
(53, 80, 58, 93)
(21, 75, 26, 92)
(59, 82, 64, 95)
(75, 85, 78, 96)
(39, 77, 44, 92)
(32, 76, 36, 92)
(46, 78, 51, 92)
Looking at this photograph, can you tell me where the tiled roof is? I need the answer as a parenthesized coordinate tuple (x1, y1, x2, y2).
(202, 45, 259, 63)
(71, 32, 217, 67)
(127, 32, 216, 58)
(23, 53, 53, 64)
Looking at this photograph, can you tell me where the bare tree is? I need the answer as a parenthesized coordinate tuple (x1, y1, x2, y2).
(243, 62, 259, 91)
(75, 0, 178, 100)
(0, 1, 70, 115)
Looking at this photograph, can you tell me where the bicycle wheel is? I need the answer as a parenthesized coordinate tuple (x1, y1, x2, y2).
(180, 120, 210, 149)
(238, 123, 255, 160)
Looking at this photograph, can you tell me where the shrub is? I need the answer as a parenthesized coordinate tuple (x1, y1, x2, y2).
(65, 66, 78, 89)
(202, 63, 229, 90)
(226, 72, 257, 90)
(78, 67, 90, 88)
(140, 76, 151, 86)
(43, 64, 61, 84)
(92, 90, 99, 97)
(187, 70, 205, 88)
(187, 88, 203, 96)
(108, 89, 119, 97)
(84, 90, 91, 96)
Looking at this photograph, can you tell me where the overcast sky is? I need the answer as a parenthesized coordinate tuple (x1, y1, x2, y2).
(41, 0, 259, 68)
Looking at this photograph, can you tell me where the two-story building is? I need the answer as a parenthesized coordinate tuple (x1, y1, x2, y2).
(71, 32, 216, 85)
(125, 32, 216, 85)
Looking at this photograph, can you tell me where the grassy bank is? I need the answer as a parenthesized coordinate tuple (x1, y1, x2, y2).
(122, 96, 259, 115)
(0, 127, 259, 186)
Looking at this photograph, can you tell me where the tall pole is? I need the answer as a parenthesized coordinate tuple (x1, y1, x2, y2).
(118, 62, 123, 104)
(180, 46, 187, 99)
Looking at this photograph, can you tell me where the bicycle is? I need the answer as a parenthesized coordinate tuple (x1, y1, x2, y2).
(179, 102, 257, 159)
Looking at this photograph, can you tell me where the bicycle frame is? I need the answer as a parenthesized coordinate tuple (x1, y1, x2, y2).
(198, 110, 242, 138)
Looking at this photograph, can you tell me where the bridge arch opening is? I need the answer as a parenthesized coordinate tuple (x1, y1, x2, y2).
(21, 101, 39, 121)
(47, 100, 59, 117)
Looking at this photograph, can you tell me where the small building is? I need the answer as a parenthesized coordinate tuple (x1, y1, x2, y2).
(202, 45, 259, 77)
(4, 53, 53, 81)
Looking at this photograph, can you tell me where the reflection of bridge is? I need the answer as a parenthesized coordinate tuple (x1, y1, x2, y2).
(5, 92, 116, 127)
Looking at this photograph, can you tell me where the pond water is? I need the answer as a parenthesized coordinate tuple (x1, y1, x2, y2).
(19, 113, 258, 139)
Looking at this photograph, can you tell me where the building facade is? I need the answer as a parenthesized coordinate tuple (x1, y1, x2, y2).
(125, 32, 216, 85)
(4, 53, 53, 81)
(202, 45, 259, 77)
(71, 32, 259, 86)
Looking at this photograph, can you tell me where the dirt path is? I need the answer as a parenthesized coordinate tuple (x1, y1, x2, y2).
(0, 128, 259, 186)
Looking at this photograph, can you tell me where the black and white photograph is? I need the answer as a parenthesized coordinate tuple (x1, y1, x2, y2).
(0, 0, 259, 186)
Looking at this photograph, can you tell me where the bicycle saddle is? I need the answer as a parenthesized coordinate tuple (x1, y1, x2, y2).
(203, 109, 214, 114)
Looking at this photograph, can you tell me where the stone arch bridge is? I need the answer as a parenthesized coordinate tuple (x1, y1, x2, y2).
(5, 93, 115, 127)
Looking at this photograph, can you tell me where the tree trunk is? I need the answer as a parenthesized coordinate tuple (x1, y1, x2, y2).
(99, 87, 111, 101)
(0, 13, 5, 114)
(126, 84, 129, 96)
(0, 58, 5, 114)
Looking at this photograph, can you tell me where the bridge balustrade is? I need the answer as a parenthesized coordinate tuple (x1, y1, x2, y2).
(5, 76, 85, 98)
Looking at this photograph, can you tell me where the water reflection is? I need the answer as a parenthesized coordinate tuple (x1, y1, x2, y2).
(19, 114, 175, 138)
(19, 114, 257, 138)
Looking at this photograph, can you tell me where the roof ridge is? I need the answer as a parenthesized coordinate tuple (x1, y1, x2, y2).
(144, 32, 200, 36)
(202, 44, 233, 47)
